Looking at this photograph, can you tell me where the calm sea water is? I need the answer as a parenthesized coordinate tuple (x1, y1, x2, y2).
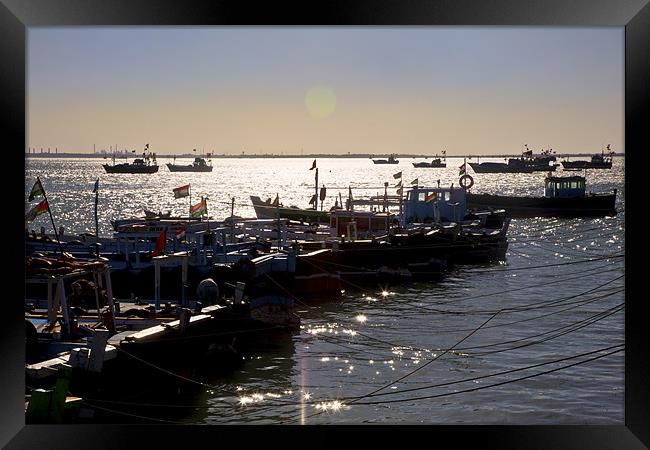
(25, 156, 625, 424)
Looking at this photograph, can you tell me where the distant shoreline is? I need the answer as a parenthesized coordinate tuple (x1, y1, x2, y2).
(25, 152, 625, 159)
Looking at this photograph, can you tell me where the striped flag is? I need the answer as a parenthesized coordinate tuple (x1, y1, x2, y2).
(190, 198, 207, 218)
(28, 179, 45, 201)
(393, 171, 402, 179)
(25, 199, 49, 222)
(173, 184, 190, 199)
(175, 228, 186, 241)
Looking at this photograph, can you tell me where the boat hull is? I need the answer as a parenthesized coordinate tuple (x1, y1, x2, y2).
(412, 162, 446, 168)
(372, 160, 399, 164)
(103, 164, 158, 174)
(250, 196, 330, 223)
(166, 163, 213, 172)
(466, 193, 617, 218)
(468, 162, 557, 173)
(561, 161, 612, 169)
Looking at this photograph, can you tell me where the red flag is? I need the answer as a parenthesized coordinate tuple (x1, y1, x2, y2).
(151, 229, 166, 257)
(309, 159, 316, 170)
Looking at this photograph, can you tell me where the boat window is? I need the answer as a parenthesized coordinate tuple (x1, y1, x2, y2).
(444, 192, 451, 201)
(570, 182, 577, 189)
(418, 192, 426, 202)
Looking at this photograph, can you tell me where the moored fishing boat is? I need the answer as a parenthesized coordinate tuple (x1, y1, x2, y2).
(250, 195, 331, 223)
(413, 150, 446, 168)
(466, 174, 617, 218)
(103, 145, 158, 174)
(372, 154, 399, 164)
(561, 145, 614, 170)
(469, 147, 558, 173)
(412, 158, 446, 168)
(166, 156, 213, 172)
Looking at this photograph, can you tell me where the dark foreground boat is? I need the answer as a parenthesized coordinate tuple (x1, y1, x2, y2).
(466, 175, 617, 218)
(166, 157, 213, 172)
(250, 196, 330, 223)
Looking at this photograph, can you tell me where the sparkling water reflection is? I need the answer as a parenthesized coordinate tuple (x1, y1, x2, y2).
(25, 156, 624, 424)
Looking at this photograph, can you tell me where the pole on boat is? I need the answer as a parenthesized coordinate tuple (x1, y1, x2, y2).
(276, 200, 281, 251)
(205, 197, 210, 233)
(36, 177, 64, 255)
(384, 182, 388, 212)
(314, 167, 319, 211)
(188, 185, 192, 219)
(231, 196, 235, 244)
(93, 178, 100, 257)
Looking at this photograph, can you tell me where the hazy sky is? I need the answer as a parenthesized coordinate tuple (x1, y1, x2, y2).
(27, 27, 623, 155)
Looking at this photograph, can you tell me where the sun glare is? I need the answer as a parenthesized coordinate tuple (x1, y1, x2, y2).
(305, 86, 337, 118)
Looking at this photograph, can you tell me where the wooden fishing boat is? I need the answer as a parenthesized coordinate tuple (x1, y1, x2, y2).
(250, 195, 330, 223)
(166, 157, 213, 172)
(372, 154, 399, 164)
(466, 175, 617, 218)
(561, 147, 614, 169)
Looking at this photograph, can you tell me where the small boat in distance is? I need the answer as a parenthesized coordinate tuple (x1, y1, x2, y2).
(412, 159, 446, 168)
(103, 145, 158, 174)
(167, 156, 213, 172)
(413, 151, 447, 168)
(372, 154, 400, 164)
(103, 158, 158, 174)
(561, 145, 614, 170)
(466, 174, 616, 218)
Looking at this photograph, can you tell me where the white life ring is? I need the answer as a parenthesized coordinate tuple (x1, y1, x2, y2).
(459, 174, 474, 189)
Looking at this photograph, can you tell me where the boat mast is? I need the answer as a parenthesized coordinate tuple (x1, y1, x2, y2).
(314, 167, 319, 211)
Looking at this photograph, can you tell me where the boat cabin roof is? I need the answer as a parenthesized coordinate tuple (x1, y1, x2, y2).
(544, 176, 586, 198)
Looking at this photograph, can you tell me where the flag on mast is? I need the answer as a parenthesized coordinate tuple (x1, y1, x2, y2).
(173, 184, 191, 199)
(411, 178, 419, 186)
(309, 159, 317, 170)
(25, 199, 49, 222)
(150, 229, 166, 257)
(393, 171, 402, 179)
(28, 179, 45, 201)
(190, 198, 208, 218)
(459, 163, 467, 176)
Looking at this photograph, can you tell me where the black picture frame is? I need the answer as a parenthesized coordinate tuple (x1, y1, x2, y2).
(3, 0, 647, 447)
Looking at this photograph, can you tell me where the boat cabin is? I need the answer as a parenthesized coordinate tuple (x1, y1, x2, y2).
(132, 158, 146, 165)
(194, 157, 209, 166)
(404, 186, 467, 223)
(544, 176, 586, 198)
